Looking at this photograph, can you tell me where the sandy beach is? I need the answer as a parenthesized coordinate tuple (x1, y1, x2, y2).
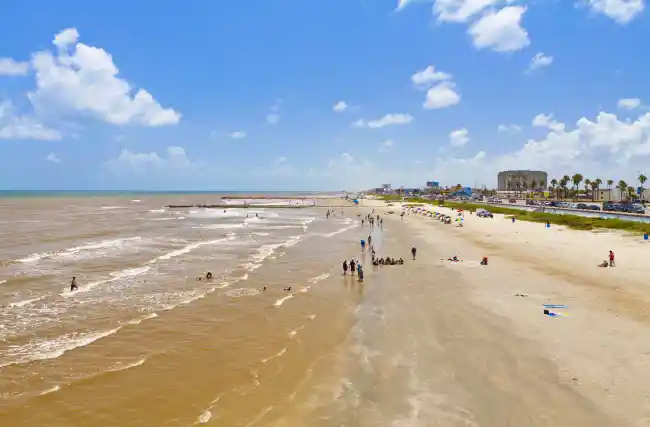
(350, 198, 650, 426)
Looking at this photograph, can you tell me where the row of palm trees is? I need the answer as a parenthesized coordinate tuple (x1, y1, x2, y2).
(541, 173, 648, 201)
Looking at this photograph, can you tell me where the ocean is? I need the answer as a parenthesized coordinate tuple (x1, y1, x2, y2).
(0, 194, 376, 426)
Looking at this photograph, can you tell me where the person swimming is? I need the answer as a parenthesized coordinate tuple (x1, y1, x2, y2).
(70, 276, 78, 292)
(283, 286, 292, 291)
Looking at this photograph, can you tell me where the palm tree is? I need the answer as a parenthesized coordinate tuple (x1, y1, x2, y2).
(618, 180, 628, 201)
(590, 181, 598, 201)
(594, 178, 602, 201)
(571, 174, 583, 200)
(638, 173, 647, 202)
(550, 178, 558, 199)
(584, 178, 591, 199)
(560, 176, 569, 200)
(607, 179, 613, 190)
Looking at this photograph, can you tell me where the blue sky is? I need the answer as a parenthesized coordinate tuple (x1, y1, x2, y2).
(1, 0, 650, 191)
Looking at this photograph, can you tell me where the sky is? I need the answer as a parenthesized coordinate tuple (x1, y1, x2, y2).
(1, 0, 650, 191)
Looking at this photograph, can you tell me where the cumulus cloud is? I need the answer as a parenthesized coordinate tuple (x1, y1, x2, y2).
(46, 153, 61, 163)
(333, 101, 349, 113)
(0, 100, 62, 141)
(353, 113, 413, 128)
(468, 6, 530, 52)
(411, 65, 460, 109)
(527, 52, 554, 72)
(28, 28, 181, 127)
(532, 113, 566, 133)
(585, 0, 645, 24)
(0, 58, 29, 76)
(498, 124, 522, 133)
(449, 128, 469, 147)
(617, 98, 642, 110)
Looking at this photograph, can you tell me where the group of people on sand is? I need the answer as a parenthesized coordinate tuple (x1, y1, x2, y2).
(360, 211, 382, 229)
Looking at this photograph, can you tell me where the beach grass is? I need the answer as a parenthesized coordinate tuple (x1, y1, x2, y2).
(378, 196, 650, 234)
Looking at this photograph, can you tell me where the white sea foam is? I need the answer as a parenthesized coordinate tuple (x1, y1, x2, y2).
(130, 199, 141, 203)
(226, 288, 262, 298)
(1, 327, 122, 368)
(308, 273, 330, 283)
(198, 410, 213, 424)
(201, 223, 244, 230)
(39, 385, 61, 395)
(100, 206, 125, 210)
(7, 297, 43, 308)
(0, 280, 7, 285)
(60, 265, 151, 298)
(17, 237, 144, 263)
(274, 294, 293, 307)
(149, 236, 237, 263)
(125, 313, 158, 325)
(149, 208, 166, 213)
(107, 357, 146, 373)
(322, 220, 359, 238)
(261, 347, 287, 363)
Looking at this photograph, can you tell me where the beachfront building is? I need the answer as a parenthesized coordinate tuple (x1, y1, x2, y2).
(497, 170, 548, 193)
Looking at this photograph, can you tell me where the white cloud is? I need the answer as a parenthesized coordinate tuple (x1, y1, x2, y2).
(28, 28, 180, 127)
(617, 98, 642, 110)
(354, 113, 414, 128)
(434, 0, 504, 23)
(0, 100, 62, 141)
(46, 153, 61, 163)
(424, 83, 461, 109)
(333, 101, 349, 113)
(379, 139, 394, 153)
(0, 58, 29, 76)
(468, 6, 530, 52)
(411, 65, 452, 86)
(449, 128, 469, 147)
(497, 124, 522, 133)
(411, 65, 460, 109)
(532, 113, 566, 133)
(275, 156, 287, 164)
(108, 146, 193, 175)
(585, 0, 645, 24)
(527, 52, 554, 72)
(53, 28, 80, 48)
(229, 131, 247, 139)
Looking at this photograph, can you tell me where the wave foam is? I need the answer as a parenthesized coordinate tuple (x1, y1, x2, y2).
(274, 294, 293, 307)
(150, 236, 237, 263)
(17, 237, 144, 263)
(1, 327, 121, 368)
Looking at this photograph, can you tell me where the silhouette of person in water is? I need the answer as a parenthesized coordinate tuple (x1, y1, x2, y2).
(70, 277, 78, 292)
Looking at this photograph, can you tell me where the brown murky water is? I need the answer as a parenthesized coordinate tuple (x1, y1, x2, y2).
(0, 194, 377, 426)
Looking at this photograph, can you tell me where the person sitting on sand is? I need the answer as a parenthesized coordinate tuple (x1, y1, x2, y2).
(597, 260, 609, 268)
(448, 256, 459, 262)
(480, 256, 488, 266)
(70, 276, 78, 292)
(372, 259, 379, 266)
(206, 272, 213, 280)
(398, 258, 404, 265)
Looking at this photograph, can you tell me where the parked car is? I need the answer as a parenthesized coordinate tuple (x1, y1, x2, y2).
(477, 209, 493, 218)
(602, 201, 618, 212)
(620, 203, 646, 214)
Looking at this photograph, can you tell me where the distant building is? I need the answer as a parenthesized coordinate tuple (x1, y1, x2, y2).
(381, 184, 391, 190)
(497, 170, 548, 192)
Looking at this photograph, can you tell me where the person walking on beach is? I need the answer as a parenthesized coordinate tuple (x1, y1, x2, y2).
(360, 239, 366, 251)
(411, 246, 417, 260)
(70, 276, 78, 292)
(350, 259, 356, 274)
(342, 260, 348, 275)
(368, 234, 372, 246)
(357, 264, 364, 282)
(609, 250, 616, 267)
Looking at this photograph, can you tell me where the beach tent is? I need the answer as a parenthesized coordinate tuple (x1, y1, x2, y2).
(353, 199, 359, 205)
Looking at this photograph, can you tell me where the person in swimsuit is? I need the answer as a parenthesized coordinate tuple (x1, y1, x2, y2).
(343, 260, 348, 275)
(70, 276, 78, 292)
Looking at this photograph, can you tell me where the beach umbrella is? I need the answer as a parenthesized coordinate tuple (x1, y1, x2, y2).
(353, 199, 359, 205)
